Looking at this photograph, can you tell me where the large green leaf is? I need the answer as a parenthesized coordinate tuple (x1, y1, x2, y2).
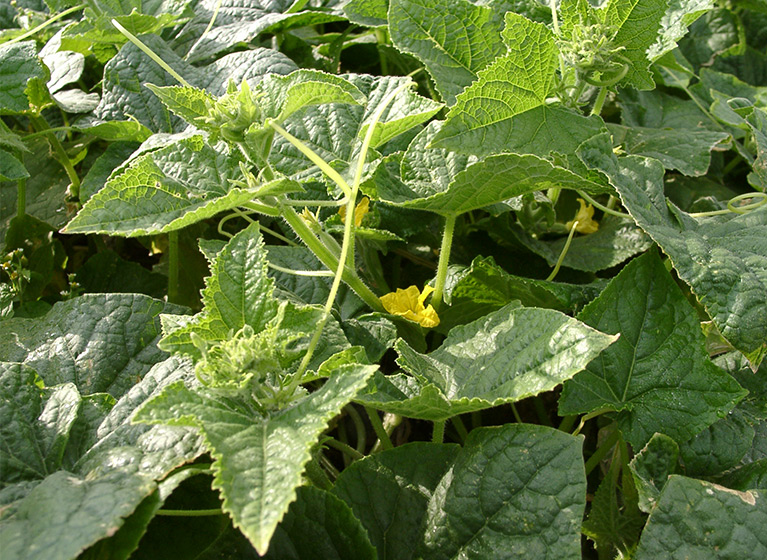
(388, 0, 505, 106)
(635, 475, 766, 558)
(647, 0, 716, 60)
(0, 355, 204, 560)
(0, 293, 184, 397)
(560, 251, 746, 447)
(0, 42, 47, 115)
(264, 486, 376, 560)
(62, 135, 252, 237)
(333, 442, 459, 560)
(366, 120, 609, 216)
(134, 363, 376, 555)
(418, 424, 586, 559)
(579, 137, 767, 367)
(357, 302, 616, 421)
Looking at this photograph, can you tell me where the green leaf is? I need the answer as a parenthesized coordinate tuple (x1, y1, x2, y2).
(264, 486, 376, 560)
(63, 135, 253, 237)
(270, 75, 440, 183)
(635, 476, 766, 558)
(0, 363, 79, 484)
(0, 293, 184, 397)
(173, 1, 345, 64)
(608, 123, 730, 176)
(134, 363, 376, 555)
(0, 355, 205, 560)
(505, 214, 653, 272)
(560, 251, 746, 447)
(579, 138, 767, 367)
(333, 442, 460, 560)
(418, 424, 586, 559)
(712, 459, 767, 491)
(344, 0, 387, 27)
(357, 303, 616, 421)
(388, 0, 505, 105)
(79, 141, 140, 203)
(680, 410, 755, 476)
(602, 0, 669, 90)
(159, 223, 279, 356)
(439, 256, 605, 329)
(678, 8, 745, 69)
(647, 0, 715, 60)
(0, 42, 48, 115)
(144, 84, 216, 128)
(629, 433, 680, 513)
(0, 150, 28, 182)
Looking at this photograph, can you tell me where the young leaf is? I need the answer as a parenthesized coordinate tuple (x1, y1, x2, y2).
(560, 251, 746, 447)
(134, 363, 377, 555)
(388, 0, 505, 105)
(357, 303, 616, 421)
(333, 442, 460, 560)
(159, 223, 279, 356)
(579, 137, 767, 367)
(418, 424, 586, 559)
(635, 476, 766, 558)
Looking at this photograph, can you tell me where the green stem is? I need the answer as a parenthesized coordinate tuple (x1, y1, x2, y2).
(375, 28, 389, 75)
(546, 219, 578, 282)
(17, 178, 26, 218)
(510, 403, 523, 423)
(324, 437, 364, 461)
(111, 20, 192, 87)
(430, 213, 457, 312)
(155, 508, 222, 517)
(432, 420, 446, 444)
(345, 405, 367, 455)
(30, 116, 80, 196)
(577, 190, 631, 219)
(590, 87, 608, 116)
(452, 415, 469, 443)
(6, 4, 85, 45)
(167, 230, 180, 304)
(557, 415, 577, 433)
(584, 426, 621, 476)
(533, 397, 552, 426)
(366, 406, 393, 451)
(281, 206, 383, 311)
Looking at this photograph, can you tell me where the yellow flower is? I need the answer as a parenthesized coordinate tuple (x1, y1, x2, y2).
(566, 198, 599, 234)
(380, 285, 440, 328)
(338, 196, 370, 227)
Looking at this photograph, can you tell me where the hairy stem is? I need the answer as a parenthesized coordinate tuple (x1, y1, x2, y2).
(430, 213, 457, 312)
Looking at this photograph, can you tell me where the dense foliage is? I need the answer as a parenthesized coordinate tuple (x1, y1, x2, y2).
(2, 0, 767, 558)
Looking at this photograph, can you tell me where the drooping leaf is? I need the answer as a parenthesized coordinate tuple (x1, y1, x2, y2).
(264, 485, 376, 560)
(0, 293, 184, 397)
(134, 363, 376, 555)
(0, 150, 28, 182)
(578, 136, 767, 367)
(635, 476, 766, 558)
(559, 251, 746, 447)
(647, 0, 715, 60)
(344, 0, 387, 27)
(680, 410, 756, 477)
(357, 303, 616, 421)
(388, 0, 505, 105)
(333, 442, 460, 560)
(418, 424, 586, 559)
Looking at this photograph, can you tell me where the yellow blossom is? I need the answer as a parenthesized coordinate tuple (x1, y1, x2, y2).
(379, 285, 440, 328)
(566, 198, 599, 234)
(338, 196, 370, 227)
